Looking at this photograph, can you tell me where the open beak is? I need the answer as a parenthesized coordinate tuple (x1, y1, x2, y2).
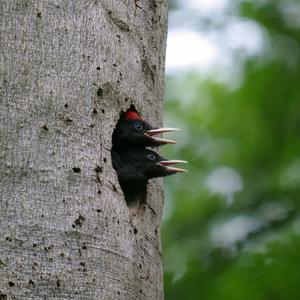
(144, 128, 180, 145)
(146, 128, 180, 135)
(158, 160, 188, 173)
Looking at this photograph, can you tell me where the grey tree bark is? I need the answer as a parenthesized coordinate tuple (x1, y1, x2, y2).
(0, 1, 167, 299)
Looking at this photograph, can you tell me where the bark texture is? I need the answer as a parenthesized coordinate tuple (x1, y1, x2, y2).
(0, 1, 167, 299)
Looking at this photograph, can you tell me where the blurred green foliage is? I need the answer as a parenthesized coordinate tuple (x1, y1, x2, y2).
(163, 1, 300, 299)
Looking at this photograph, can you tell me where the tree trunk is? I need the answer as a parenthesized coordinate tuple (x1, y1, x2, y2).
(0, 1, 167, 299)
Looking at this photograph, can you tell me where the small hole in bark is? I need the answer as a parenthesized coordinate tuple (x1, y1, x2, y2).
(133, 228, 138, 235)
(36, 11, 42, 18)
(97, 87, 103, 97)
(28, 279, 34, 286)
(97, 189, 102, 194)
(72, 167, 81, 173)
(117, 291, 120, 295)
(41, 124, 48, 131)
(64, 103, 69, 108)
(103, 158, 107, 163)
(56, 279, 61, 288)
(96, 66, 100, 70)
(64, 117, 73, 124)
(101, 109, 105, 114)
(93, 108, 98, 114)
(94, 165, 102, 173)
(8, 282, 15, 287)
(73, 214, 85, 227)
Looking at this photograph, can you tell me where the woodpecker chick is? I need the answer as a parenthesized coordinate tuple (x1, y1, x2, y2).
(112, 110, 180, 148)
(111, 147, 187, 204)
(112, 147, 187, 194)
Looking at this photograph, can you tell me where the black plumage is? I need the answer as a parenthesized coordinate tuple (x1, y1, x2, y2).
(111, 107, 186, 205)
(112, 148, 186, 185)
(111, 147, 186, 205)
(112, 110, 179, 149)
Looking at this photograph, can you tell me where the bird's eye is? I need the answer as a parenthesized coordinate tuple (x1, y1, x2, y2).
(134, 122, 144, 131)
(147, 154, 156, 161)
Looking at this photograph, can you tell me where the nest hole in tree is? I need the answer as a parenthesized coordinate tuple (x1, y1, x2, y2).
(111, 104, 147, 207)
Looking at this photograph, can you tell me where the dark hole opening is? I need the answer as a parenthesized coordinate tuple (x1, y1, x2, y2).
(111, 105, 147, 207)
(72, 167, 81, 173)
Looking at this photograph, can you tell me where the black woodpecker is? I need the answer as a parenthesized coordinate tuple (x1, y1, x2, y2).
(112, 147, 187, 203)
(112, 110, 179, 149)
(111, 108, 187, 204)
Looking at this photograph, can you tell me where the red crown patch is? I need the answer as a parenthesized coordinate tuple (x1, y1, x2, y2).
(124, 111, 143, 120)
